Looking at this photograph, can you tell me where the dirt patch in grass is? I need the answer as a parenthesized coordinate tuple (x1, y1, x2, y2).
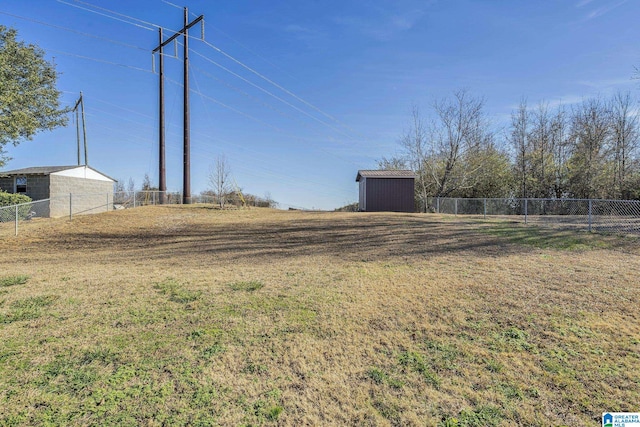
(0, 206, 638, 426)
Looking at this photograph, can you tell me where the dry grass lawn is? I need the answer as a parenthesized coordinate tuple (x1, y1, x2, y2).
(0, 206, 639, 426)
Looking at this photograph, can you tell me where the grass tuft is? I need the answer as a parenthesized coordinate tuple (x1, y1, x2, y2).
(202, 344, 225, 359)
(0, 294, 59, 323)
(366, 367, 404, 389)
(439, 405, 503, 427)
(398, 351, 441, 389)
(266, 405, 283, 420)
(154, 278, 201, 303)
(229, 280, 264, 292)
(0, 275, 29, 287)
(481, 223, 613, 250)
(366, 368, 387, 384)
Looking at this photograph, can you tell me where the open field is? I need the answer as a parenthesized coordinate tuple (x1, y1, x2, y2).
(1, 206, 639, 426)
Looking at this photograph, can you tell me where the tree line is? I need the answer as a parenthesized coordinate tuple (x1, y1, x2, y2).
(381, 89, 640, 211)
(114, 161, 277, 209)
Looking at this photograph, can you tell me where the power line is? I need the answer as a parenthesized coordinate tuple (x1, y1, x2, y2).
(198, 39, 358, 136)
(65, 0, 160, 30)
(206, 25, 300, 82)
(56, 0, 155, 31)
(180, 61, 361, 168)
(0, 10, 148, 51)
(91, 97, 155, 120)
(56, 0, 364, 144)
(191, 63, 306, 125)
(46, 49, 153, 73)
(189, 47, 350, 138)
(191, 63, 361, 160)
(58, 0, 357, 137)
(190, 66, 361, 168)
(166, 75, 285, 133)
(186, 77, 356, 198)
(158, 0, 298, 82)
(160, 0, 182, 10)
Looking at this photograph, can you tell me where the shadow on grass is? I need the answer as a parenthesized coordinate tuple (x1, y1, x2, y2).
(40, 211, 635, 264)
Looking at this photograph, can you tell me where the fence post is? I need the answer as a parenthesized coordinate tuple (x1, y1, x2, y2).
(69, 193, 73, 220)
(455, 198, 458, 216)
(133, 191, 136, 208)
(15, 205, 18, 236)
(588, 199, 592, 232)
(524, 199, 528, 224)
(436, 197, 440, 214)
(484, 198, 487, 219)
(153, 191, 156, 206)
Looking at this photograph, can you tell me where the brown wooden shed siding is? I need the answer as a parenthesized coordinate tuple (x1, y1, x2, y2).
(363, 177, 414, 212)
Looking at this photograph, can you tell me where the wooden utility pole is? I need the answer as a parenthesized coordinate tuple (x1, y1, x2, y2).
(75, 102, 80, 165)
(152, 8, 203, 205)
(81, 91, 88, 166)
(72, 92, 88, 166)
(182, 7, 191, 205)
(158, 28, 166, 204)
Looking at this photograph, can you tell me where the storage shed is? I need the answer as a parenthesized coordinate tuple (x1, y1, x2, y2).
(356, 170, 416, 212)
(0, 165, 115, 217)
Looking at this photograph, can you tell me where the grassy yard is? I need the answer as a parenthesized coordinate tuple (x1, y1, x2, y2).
(0, 206, 639, 426)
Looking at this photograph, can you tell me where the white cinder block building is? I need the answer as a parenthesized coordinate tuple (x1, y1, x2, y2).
(0, 165, 115, 217)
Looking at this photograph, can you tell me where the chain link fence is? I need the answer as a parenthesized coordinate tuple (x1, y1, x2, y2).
(1, 190, 279, 237)
(4, 193, 640, 237)
(427, 197, 640, 235)
(0, 191, 181, 237)
(113, 191, 182, 209)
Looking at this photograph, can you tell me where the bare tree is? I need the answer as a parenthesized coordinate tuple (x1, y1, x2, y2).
(550, 106, 570, 198)
(528, 102, 555, 197)
(209, 155, 232, 208)
(377, 156, 407, 170)
(399, 105, 430, 211)
(397, 91, 498, 208)
(568, 97, 610, 199)
(609, 91, 639, 199)
(127, 178, 135, 194)
(431, 89, 489, 197)
(509, 99, 530, 198)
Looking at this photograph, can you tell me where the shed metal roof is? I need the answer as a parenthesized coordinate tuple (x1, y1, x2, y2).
(356, 169, 416, 182)
(1, 166, 79, 175)
(0, 165, 116, 182)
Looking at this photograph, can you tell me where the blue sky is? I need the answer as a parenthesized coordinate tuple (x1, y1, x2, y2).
(1, 0, 639, 209)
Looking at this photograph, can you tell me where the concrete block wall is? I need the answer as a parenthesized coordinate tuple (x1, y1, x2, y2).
(0, 175, 51, 217)
(24, 176, 50, 201)
(49, 175, 113, 217)
(0, 177, 12, 193)
(0, 175, 49, 201)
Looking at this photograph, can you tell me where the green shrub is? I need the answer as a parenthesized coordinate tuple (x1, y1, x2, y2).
(0, 190, 31, 207)
(0, 190, 32, 220)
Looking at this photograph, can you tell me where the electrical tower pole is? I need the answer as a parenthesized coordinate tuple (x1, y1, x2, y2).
(80, 91, 88, 165)
(183, 7, 191, 204)
(72, 92, 88, 166)
(74, 99, 81, 165)
(152, 8, 203, 205)
(158, 28, 166, 204)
